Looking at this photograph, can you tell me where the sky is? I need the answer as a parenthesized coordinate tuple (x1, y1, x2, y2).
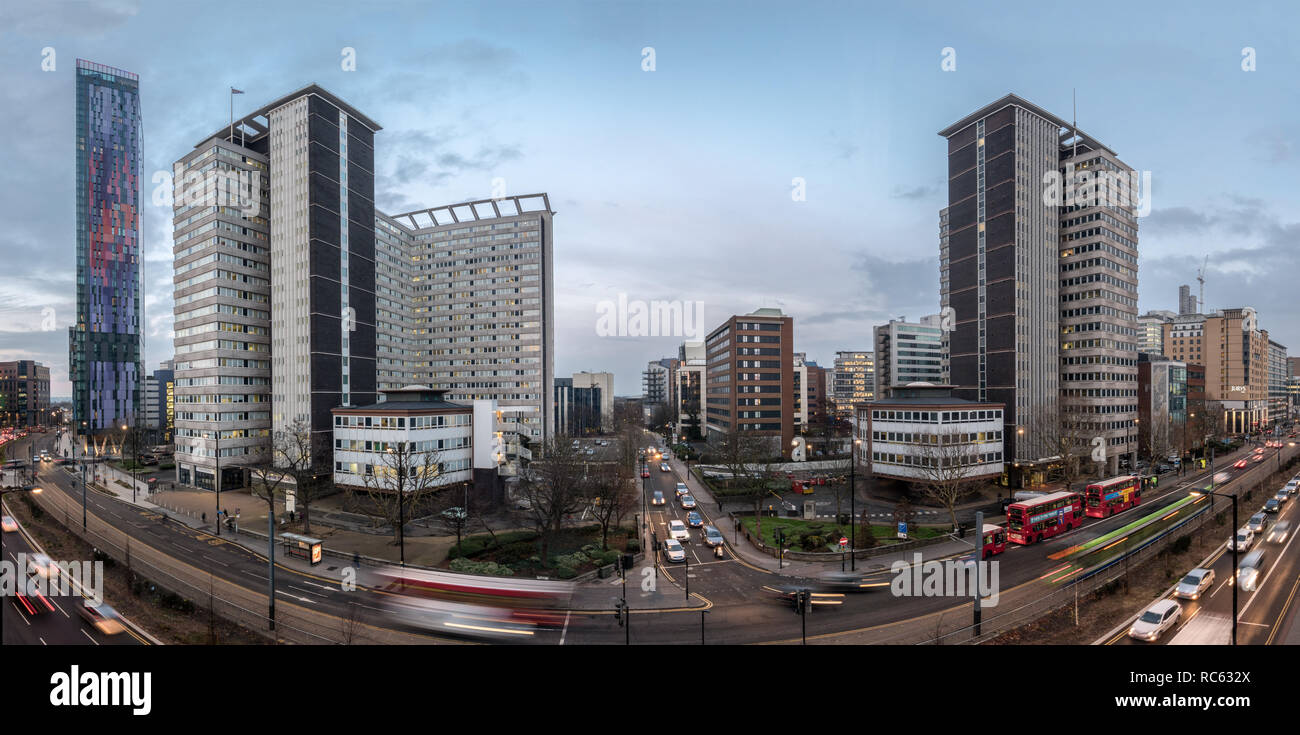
(1, 0, 1297, 397)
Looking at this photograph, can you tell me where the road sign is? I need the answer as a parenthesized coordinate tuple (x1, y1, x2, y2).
(838, 536, 848, 547)
(897, 522, 908, 540)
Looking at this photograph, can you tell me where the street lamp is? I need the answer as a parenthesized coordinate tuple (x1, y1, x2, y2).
(849, 437, 861, 572)
(1189, 488, 1237, 645)
(389, 447, 405, 566)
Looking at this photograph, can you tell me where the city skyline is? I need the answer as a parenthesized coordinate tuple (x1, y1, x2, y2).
(1, 0, 1297, 399)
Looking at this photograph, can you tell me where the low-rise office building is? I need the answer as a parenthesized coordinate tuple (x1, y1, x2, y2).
(857, 383, 1004, 484)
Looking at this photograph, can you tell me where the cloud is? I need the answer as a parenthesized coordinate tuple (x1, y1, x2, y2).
(891, 184, 937, 200)
(0, 0, 140, 38)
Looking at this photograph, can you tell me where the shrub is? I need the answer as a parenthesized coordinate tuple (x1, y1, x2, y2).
(805, 535, 825, 550)
(625, 540, 640, 553)
(449, 558, 515, 576)
(1170, 534, 1192, 554)
(555, 565, 577, 579)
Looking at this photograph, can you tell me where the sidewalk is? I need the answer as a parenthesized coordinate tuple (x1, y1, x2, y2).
(661, 446, 979, 577)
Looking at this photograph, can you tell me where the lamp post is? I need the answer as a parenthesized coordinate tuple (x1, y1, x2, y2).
(1190, 488, 1237, 645)
(850, 437, 861, 572)
(1016, 427, 1025, 488)
(390, 447, 405, 566)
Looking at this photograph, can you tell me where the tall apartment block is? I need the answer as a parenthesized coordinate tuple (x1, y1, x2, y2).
(1267, 339, 1288, 429)
(172, 85, 379, 489)
(831, 351, 875, 417)
(0, 361, 51, 428)
(378, 195, 555, 446)
(1137, 310, 1175, 356)
(71, 60, 141, 435)
(1178, 284, 1197, 315)
(939, 93, 1140, 476)
(704, 308, 794, 457)
(1162, 307, 1270, 433)
(873, 315, 945, 391)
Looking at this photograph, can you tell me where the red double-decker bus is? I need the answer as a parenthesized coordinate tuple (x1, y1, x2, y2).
(981, 524, 1007, 559)
(1006, 491, 1084, 545)
(1084, 475, 1141, 518)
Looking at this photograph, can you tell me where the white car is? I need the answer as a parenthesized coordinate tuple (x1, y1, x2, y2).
(1266, 521, 1291, 544)
(0, 515, 17, 533)
(1228, 527, 1254, 552)
(1174, 568, 1214, 600)
(1236, 550, 1267, 592)
(1284, 479, 1298, 495)
(663, 538, 686, 563)
(1129, 599, 1182, 642)
(667, 520, 690, 542)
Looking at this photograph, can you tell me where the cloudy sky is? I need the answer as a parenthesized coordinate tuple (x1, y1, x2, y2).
(1, 0, 1296, 397)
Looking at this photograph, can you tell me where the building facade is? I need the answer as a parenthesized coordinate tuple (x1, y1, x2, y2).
(858, 384, 1005, 484)
(71, 59, 142, 435)
(831, 351, 875, 418)
(1137, 310, 1175, 357)
(1137, 355, 1187, 461)
(1178, 284, 1196, 316)
(1268, 340, 1288, 429)
(704, 308, 794, 457)
(873, 315, 945, 390)
(553, 371, 612, 436)
(939, 93, 1139, 475)
(0, 361, 51, 428)
(331, 387, 473, 490)
(1162, 308, 1270, 434)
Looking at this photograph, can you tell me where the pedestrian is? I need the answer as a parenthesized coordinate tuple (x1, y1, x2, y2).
(353, 552, 361, 569)
(202, 512, 207, 524)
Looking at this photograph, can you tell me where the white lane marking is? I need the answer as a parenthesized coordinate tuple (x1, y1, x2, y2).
(242, 569, 265, 579)
(40, 637, 47, 645)
(559, 611, 571, 645)
(82, 629, 100, 645)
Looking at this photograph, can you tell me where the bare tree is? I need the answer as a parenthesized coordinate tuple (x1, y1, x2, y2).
(516, 438, 589, 560)
(348, 439, 448, 549)
(1023, 403, 1094, 491)
(914, 431, 985, 529)
(271, 417, 331, 535)
(586, 461, 636, 550)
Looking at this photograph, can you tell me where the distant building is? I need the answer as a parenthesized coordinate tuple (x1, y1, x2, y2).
(1162, 308, 1270, 433)
(874, 315, 945, 388)
(1137, 310, 1176, 357)
(857, 383, 1005, 484)
(0, 361, 51, 428)
(1268, 340, 1288, 429)
(674, 343, 706, 440)
(1178, 284, 1197, 315)
(1138, 354, 1187, 460)
(792, 354, 829, 429)
(553, 371, 613, 436)
(831, 351, 875, 418)
(704, 308, 794, 457)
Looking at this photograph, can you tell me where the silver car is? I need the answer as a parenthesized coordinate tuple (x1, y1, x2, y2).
(702, 525, 724, 547)
(1266, 521, 1291, 544)
(663, 538, 686, 563)
(1246, 513, 1267, 533)
(680, 495, 697, 510)
(1174, 568, 1215, 601)
(1129, 599, 1181, 642)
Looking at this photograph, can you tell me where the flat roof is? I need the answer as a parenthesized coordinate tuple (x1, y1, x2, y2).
(938, 93, 1117, 157)
(197, 84, 382, 148)
(1009, 490, 1077, 507)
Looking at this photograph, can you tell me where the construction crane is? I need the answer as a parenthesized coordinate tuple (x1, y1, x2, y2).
(1196, 255, 1208, 312)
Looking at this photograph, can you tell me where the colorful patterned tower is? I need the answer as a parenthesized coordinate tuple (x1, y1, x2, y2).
(70, 59, 141, 434)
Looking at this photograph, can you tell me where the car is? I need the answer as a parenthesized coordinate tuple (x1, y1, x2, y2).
(1228, 527, 1254, 552)
(1284, 479, 1298, 495)
(667, 520, 689, 541)
(1174, 568, 1215, 600)
(1264, 498, 1280, 513)
(26, 553, 57, 579)
(1247, 512, 1268, 532)
(651, 490, 665, 505)
(1267, 521, 1291, 544)
(1274, 489, 1289, 505)
(702, 525, 724, 547)
(1157, 463, 1172, 474)
(641, 468, 650, 478)
(1233, 459, 1249, 469)
(1236, 550, 1267, 592)
(675, 482, 689, 497)
(686, 510, 703, 527)
(660, 463, 670, 472)
(0, 515, 16, 533)
(1128, 599, 1182, 642)
(78, 599, 125, 635)
(680, 495, 697, 510)
(662, 538, 686, 562)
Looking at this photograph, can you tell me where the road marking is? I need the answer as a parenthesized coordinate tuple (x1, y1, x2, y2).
(559, 611, 571, 645)
(81, 629, 100, 645)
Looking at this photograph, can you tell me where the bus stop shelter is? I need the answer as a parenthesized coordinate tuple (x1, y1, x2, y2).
(279, 533, 323, 566)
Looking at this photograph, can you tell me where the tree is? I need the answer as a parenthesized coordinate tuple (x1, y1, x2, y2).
(1023, 402, 1094, 491)
(516, 438, 589, 561)
(586, 461, 636, 550)
(271, 417, 331, 535)
(914, 430, 984, 530)
(349, 438, 448, 550)
(248, 458, 289, 630)
(712, 426, 774, 541)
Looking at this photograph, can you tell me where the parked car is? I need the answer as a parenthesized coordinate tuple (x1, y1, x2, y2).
(1174, 568, 1215, 600)
(1128, 599, 1182, 642)
(662, 538, 686, 563)
(1266, 521, 1291, 544)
